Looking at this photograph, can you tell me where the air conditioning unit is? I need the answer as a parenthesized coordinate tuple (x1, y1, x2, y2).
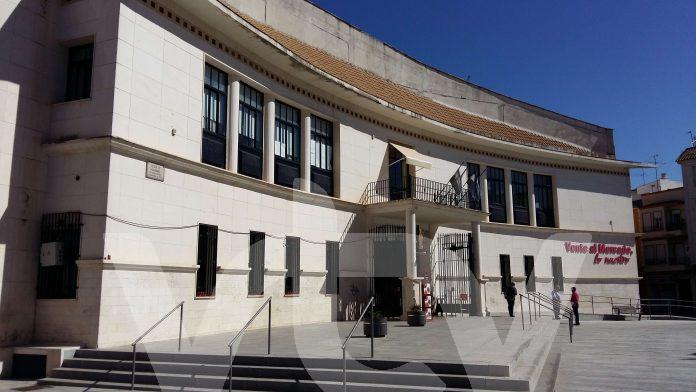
(40, 242, 64, 267)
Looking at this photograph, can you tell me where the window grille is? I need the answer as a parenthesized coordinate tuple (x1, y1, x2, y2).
(248, 231, 265, 295)
(37, 212, 82, 299)
(284, 236, 300, 295)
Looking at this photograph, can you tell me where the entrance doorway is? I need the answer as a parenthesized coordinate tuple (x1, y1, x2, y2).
(371, 225, 406, 318)
(435, 233, 471, 314)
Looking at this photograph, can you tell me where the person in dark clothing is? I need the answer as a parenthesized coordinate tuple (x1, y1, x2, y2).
(570, 286, 580, 325)
(504, 282, 518, 317)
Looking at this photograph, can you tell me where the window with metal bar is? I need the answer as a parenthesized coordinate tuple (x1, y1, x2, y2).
(239, 83, 264, 178)
(310, 115, 334, 196)
(534, 174, 555, 227)
(326, 241, 339, 294)
(202, 64, 228, 168)
(511, 171, 529, 225)
(284, 236, 300, 295)
(499, 254, 511, 291)
(65, 43, 93, 101)
(196, 224, 218, 297)
(275, 101, 301, 188)
(466, 163, 481, 210)
(37, 212, 82, 299)
(524, 255, 536, 292)
(487, 167, 507, 223)
(248, 231, 265, 295)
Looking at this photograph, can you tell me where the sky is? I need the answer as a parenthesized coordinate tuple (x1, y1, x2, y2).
(310, 0, 696, 188)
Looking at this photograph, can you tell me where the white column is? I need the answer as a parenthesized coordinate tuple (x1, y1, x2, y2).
(469, 221, 483, 316)
(227, 80, 240, 173)
(405, 208, 417, 279)
(301, 111, 311, 192)
(332, 121, 341, 198)
(504, 168, 514, 224)
(480, 165, 489, 222)
(263, 95, 275, 183)
(527, 172, 536, 226)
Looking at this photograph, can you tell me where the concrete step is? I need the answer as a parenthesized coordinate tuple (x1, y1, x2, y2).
(72, 349, 508, 377)
(48, 365, 529, 391)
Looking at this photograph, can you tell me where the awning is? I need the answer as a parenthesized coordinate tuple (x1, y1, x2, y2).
(390, 143, 432, 169)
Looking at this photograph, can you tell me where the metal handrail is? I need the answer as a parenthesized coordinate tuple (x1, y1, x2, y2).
(130, 301, 184, 390)
(227, 297, 272, 392)
(520, 293, 573, 343)
(341, 297, 375, 392)
(530, 292, 573, 315)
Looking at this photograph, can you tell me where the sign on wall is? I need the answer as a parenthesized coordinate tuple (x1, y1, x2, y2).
(564, 242, 633, 265)
(145, 162, 165, 182)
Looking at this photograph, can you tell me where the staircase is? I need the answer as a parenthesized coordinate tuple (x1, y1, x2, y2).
(39, 349, 536, 391)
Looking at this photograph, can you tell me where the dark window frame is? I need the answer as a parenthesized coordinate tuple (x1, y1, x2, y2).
(65, 43, 93, 102)
(274, 101, 301, 188)
(284, 236, 301, 295)
(238, 83, 264, 179)
(551, 257, 564, 292)
(196, 224, 218, 298)
(202, 64, 228, 168)
(466, 163, 481, 210)
(534, 174, 555, 228)
(310, 115, 334, 196)
(487, 167, 507, 223)
(248, 231, 266, 295)
(524, 255, 536, 292)
(499, 254, 511, 292)
(511, 171, 530, 225)
(326, 241, 339, 294)
(37, 212, 82, 299)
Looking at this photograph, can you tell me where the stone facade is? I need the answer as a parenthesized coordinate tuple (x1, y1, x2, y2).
(0, 0, 641, 371)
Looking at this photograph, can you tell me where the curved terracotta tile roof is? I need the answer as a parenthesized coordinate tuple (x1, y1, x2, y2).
(229, 7, 594, 157)
(677, 146, 696, 162)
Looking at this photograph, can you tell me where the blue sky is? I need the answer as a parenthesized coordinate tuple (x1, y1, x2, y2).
(311, 0, 696, 188)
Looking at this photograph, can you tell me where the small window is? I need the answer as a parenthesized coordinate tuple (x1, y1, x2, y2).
(196, 224, 218, 297)
(65, 43, 93, 101)
(310, 115, 334, 196)
(202, 64, 228, 168)
(487, 167, 506, 223)
(534, 174, 555, 227)
(284, 236, 300, 295)
(37, 212, 82, 299)
(524, 255, 536, 292)
(238, 83, 264, 179)
(275, 101, 301, 188)
(511, 171, 529, 225)
(326, 241, 339, 294)
(248, 231, 265, 295)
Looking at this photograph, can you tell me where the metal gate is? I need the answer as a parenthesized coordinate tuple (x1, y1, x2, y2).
(435, 233, 471, 314)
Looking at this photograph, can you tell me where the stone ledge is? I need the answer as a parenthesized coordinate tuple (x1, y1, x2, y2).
(76, 260, 199, 273)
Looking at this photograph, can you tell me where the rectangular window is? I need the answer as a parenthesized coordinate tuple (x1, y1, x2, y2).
(642, 210, 664, 232)
(466, 163, 481, 210)
(326, 241, 339, 294)
(499, 254, 511, 292)
(284, 236, 301, 295)
(239, 83, 264, 179)
(551, 257, 564, 292)
(310, 115, 334, 196)
(512, 171, 529, 225)
(524, 255, 536, 292)
(275, 101, 301, 188)
(487, 167, 507, 223)
(534, 174, 555, 227)
(248, 231, 265, 295)
(196, 224, 218, 297)
(202, 64, 228, 168)
(65, 43, 93, 101)
(669, 242, 687, 264)
(668, 209, 683, 230)
(37, 212, 82, 299)
(644, 243, 666, 265)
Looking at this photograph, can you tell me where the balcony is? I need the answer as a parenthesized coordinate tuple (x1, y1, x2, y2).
(361, 178, 487, 225)
(666, 219, 686, 231)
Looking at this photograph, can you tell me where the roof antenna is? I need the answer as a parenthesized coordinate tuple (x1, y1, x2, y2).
(689, 130, 696, 147)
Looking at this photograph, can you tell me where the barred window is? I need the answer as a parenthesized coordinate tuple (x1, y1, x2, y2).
(248, 231, 265, 295)
(196, 224, 218, 297)
(487, 167, 507, 223)
(534, 174, 555, 227)
(326, 241, 339, 294)
(511, 171, 529, 225)
(284, 236, 300, 295)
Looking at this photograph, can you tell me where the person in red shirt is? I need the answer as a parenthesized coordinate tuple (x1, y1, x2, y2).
(570, 287, 580, 325)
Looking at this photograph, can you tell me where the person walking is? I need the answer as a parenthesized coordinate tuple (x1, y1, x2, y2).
(504, 282, 518, 317)
(570, 286, 580, 325)
(551, 287, 561, 320)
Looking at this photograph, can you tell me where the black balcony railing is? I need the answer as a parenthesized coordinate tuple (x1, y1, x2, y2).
(361, 177, 476, 209)
(667, 219, 686, 231)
